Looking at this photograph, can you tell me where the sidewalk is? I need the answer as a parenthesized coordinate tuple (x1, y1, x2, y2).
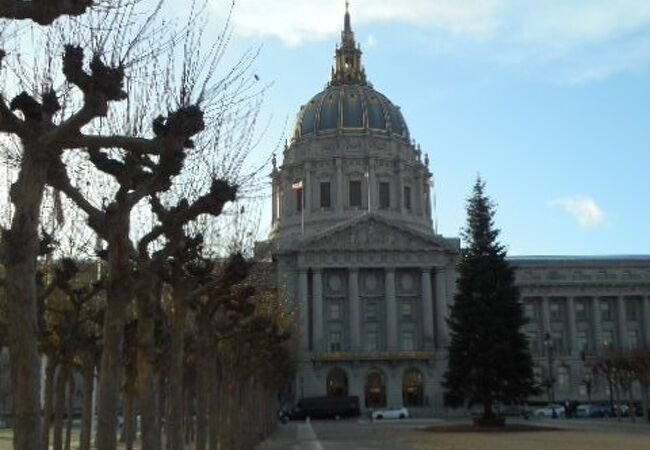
(256, 421, 324, 450)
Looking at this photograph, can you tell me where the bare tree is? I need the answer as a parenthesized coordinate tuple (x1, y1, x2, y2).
(0, 0, 93, 24)
(0, 3, 155, 448)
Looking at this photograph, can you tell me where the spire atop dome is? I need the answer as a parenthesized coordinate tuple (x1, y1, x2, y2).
(331, 2, 367, 85)
(344, 1, 351, 33)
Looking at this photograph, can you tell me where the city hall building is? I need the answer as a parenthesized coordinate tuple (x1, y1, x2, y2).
(260, 7, 650, 414)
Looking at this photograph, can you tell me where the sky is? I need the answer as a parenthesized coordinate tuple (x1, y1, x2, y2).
(201, 0, 650, 255)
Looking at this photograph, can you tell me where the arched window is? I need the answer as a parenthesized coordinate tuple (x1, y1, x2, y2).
(326, 368, 348, 397)
(402, 368, 424, 406)
(365, 369, 386, 408)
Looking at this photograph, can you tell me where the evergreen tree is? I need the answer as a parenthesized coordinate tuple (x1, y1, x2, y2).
(443, 177, 537, 424)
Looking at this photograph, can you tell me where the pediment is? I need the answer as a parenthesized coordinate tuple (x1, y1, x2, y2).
(302, 214, 455, 253)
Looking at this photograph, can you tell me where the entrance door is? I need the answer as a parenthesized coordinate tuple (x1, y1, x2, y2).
(326, 368, 348, 397)
(364, 369, 386, 408)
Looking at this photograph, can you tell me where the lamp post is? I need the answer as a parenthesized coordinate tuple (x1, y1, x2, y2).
(544, 332, 555, 404)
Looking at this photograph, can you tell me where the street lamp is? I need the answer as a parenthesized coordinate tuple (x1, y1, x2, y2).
(544, 332, 555, 403)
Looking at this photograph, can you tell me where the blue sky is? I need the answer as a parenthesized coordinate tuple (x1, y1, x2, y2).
(205, 0, 650, 255)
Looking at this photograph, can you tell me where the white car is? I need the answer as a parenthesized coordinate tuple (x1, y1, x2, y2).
(533, 404, 565, 418)
(371, 407, 409, 420)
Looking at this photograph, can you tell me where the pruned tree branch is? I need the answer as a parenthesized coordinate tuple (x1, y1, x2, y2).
(0, 0, 93, 25)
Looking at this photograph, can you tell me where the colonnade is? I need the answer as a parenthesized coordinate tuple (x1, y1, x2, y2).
(536, 295, 650, 355)
(297, 266, 450, 353)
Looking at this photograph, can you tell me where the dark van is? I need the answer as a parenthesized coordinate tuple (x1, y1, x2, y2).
(289, 396, 360, 419)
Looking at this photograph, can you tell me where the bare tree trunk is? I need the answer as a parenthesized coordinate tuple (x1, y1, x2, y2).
(3, 149, 46, 450)
(123, 379, 136, 450)
(43, 357, 57, 450)
(65, 375, 75, 450)
(96, 220, 131, 450)
(157, 371, 165, 450)
(136, 287, 160, 450)
(79, 360, 95, 450)
(167, 285, 187, 450)
(184, 381, 194, 446)
(641, 382, 649, 423)
(195, 342, 208, 450)
(207, 351, 220, 450)
(53, 366, 69, 450)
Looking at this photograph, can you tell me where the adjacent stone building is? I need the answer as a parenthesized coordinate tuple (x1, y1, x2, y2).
(261, 7, 650, 414)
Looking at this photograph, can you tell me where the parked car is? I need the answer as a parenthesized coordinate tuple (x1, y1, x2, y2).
(288, 396, 360, 420)
(371, 407, 409, 420)
(575, 404, 612, 418)
(533, 404, 565, 418)
(495, 404, 532, 419)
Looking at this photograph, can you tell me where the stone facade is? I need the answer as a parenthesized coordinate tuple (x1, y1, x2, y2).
(260, 7, 650, 414)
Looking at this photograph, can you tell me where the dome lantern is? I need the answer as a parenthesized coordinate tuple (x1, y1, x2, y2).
(331, 2, 366, 86)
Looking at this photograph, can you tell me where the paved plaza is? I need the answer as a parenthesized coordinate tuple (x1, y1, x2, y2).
(257, 418, 650, 450)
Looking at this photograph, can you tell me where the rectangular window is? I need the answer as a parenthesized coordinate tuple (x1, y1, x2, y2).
(577, 331, 589, 352)
(401, 330, 415, 351)
(552, 331, 566, 355)
(366, 325, 379, 351)
(550, 302, 563, 321)
(528, 330, 540, 355)
(557, 367, 570, 389)
(349, 180, 362, 207)
(320, 181, 331, 208)
(365, 302, 377, 320)
(600, 299, 612, 321)
(401, 302, 413, 319)
(404, 186, 412, 211)
(329, 302, 341, 320)
(602, 330, 614, 347)
(627, 330, 639, 349)
(379, 182, 390, 209)
(575, 300, 587, 321)
(523, 303, 535, 321)
(295, 188, 303, 212)
(625, 297, 640, 321)
(329, 329, 342, 352)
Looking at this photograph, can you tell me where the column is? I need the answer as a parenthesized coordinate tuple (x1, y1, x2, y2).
(420, 174, 427, 218)
(349, 269, 360, 351)
(617, 296, 627, 348)
(435, 267, 448, 348)
(421, 268, 434, 348)
(541, 297, 551, 335)
(298, 269, 309, 351)
(313, 269, 323, 352)
(567, 297, 578, 356)
(642, 296, 650, 346)
(271, 178, 277, 225)
(592, 297, 603, 349)
(336, 157, 343, 213)
(385, 268, 397, 351)
(425, 175, 432, 221)
(397, 162, 404, 213)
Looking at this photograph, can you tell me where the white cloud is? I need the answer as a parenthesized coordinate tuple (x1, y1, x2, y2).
(213, 0, 501, 47)
(549, 195, 605, 229)
(209, 0, 650, 81)
(365, 34, 377, 48)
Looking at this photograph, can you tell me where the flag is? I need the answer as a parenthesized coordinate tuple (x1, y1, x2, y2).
(292, 180, 303, 191)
